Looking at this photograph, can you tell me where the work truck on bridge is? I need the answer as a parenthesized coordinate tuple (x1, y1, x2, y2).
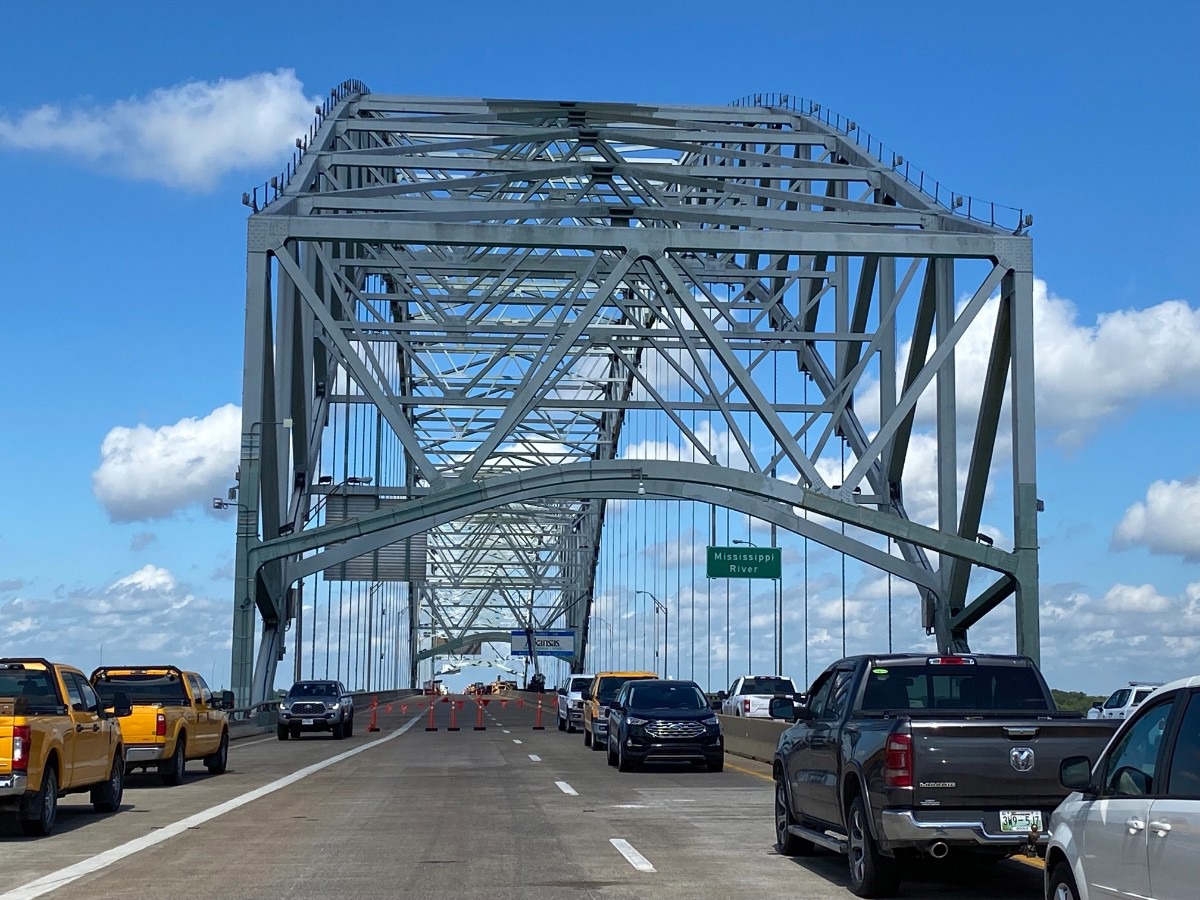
(770, 653, 1122, 898)
(0, 658, 131, 835)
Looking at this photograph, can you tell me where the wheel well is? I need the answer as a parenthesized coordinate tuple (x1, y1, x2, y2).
(44, 750, 60, 785)
(1044, 846, 1067, 874)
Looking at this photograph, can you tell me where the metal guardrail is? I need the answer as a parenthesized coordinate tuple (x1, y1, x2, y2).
(730, 92, 1028, 233)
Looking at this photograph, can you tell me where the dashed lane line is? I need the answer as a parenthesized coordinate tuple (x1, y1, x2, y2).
(0, 716, 423, 900)
(529, 754, 541, 762)
(555, 781, 578, 795)
(610, 838, 656, 873)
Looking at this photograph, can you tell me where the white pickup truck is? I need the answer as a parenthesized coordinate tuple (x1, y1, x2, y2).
(1090, 680, 1162, 720)
(718, 675, 798, 718)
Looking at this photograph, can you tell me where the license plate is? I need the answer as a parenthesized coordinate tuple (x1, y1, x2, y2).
(999, 810, 1043, 833)
(301, 718, 314, 725)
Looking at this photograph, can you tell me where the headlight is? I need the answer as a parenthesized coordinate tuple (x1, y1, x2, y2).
(626, 716, 649, 726)
(279, 703, 291, 712)
(599, 707, 609, 717)
(701, 714, 719, 726)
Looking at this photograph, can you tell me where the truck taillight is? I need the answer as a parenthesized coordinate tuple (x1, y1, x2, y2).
(884, 734, 912, 788)
(743, 699, 751, 714)
(156, 713, 167, 737)
(12, 725, 31, 772)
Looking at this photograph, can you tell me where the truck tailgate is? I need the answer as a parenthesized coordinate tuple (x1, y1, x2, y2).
(120, 706, 169, 745)
(0, 703, 11, 776)
(909, 718, 1119, 808)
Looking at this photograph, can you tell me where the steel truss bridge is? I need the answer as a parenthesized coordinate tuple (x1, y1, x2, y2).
(230, 82, 1039, 706)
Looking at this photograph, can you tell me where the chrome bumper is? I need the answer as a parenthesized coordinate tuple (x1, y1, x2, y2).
(879, 810, 1048, 847)
(125, 745, 168, 764)
(0, 773, 28, 797)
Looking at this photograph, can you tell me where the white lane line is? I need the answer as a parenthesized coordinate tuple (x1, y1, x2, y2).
(233, 736, 277, 748)
(502, 729, 510, 734)
(512, 739, 523, 744)
(528, 754, 541, 762)
(610, 838, 656, 873)
(556, 781, 577, 795)
(0, 717, 422, 900)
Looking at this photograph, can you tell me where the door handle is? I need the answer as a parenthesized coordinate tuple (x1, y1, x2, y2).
(76, 724, 86, 733)
(1149, 820, 1172, 837)
(92, 724, 101, 732)
(1125, 818, 1145, 834)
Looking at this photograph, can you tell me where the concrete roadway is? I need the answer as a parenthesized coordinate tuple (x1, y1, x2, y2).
(0, 695, 1046, 899)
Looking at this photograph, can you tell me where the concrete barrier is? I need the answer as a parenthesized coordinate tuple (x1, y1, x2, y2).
(229, 688, 423, 741)
(718, 713, 788, 764)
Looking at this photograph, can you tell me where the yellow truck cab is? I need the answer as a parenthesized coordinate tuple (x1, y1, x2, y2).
(582, 671, 656, 752)
(0, 658, 132, 836)
(90, 667, 232, 784)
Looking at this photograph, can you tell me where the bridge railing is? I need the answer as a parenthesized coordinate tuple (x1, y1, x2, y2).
(730, 92, 1028, 233)
(243, 78, 371, 213)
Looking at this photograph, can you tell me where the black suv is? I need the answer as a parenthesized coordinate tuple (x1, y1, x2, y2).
(605, 679, 724, 772)
(277, 680, 354, 740)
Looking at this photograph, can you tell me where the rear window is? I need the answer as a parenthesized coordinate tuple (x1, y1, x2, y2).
(0, 669, 60, 709)
(569, 677, 592, 693)
(94, 674, 188, 704)
(629, 683, 706, 710)
(595, 676, 650, 703)
(1133, 689, 1154, 706)
(739, 677, 796, 695)
(859, 664, 1049, 712)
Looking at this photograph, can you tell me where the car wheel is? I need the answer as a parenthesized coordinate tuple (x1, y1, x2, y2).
(774, 774, 814, 856)
(846, 793, 899, 898)
(91, 752, 124, 813)
(558, 713, 566, 732)
(1048, 863, 1081, 900)
(204, 731, 229, 775)
(160, 735, 186, 786)
(617, 739, 638, 772)
(707, 755, 724, 773)
(591, 731, 605, 751)
(584, 727, 592, 748)
(20, 765, 58, 836)
(277, 724, 289, 741)
(345, 714, 354, 738)
(607, 736, 618, 767)
(333, 720, 345, 740)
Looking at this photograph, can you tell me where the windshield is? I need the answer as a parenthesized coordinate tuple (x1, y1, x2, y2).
(94, 674, 187, 704)
(1104, 689, 1131, 709)
(629, 683, 707, 710)
(287, 682, 338, 698)
(596, 676, 649, 703)
(859, 664, 1050, 712)
(738, 677, 795, 695)
(569, 677, 592, 693)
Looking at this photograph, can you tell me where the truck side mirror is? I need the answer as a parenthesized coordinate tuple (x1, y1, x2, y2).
(111, 690, 133, 718)
(222, 690, 236, 710)
(581, 691, 592, 701)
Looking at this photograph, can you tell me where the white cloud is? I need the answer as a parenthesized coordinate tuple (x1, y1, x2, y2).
(93, 403, 240, 522)
(1113, 478, 1200, 560)
(0, 70, 319, 189)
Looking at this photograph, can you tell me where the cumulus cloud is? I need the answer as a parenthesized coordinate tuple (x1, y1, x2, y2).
(93, 403, 240, 522)
(0, 579, 25, 592)
(1113, 478, 1200, 560)
(0, 565, 232, 683)
(0, 69, 320, 189)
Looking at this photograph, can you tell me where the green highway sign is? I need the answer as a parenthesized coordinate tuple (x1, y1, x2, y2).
(706, 546, 781, 579)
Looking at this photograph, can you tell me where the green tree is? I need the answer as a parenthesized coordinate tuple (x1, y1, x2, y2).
(1051, 689, 1105, 714)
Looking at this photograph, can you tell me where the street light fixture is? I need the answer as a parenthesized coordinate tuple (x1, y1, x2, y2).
(635, 590, 667, 678)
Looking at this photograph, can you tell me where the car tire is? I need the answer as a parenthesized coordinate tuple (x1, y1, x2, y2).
(591, 731, 605, 751)
(333, 720, 345, 740)
(584, 727, 592, 748)
(204, 731, 229, 775)
(774, 774, 815, 856)
(607, 736, 618, 767)
(707, 756, 724, 773)
(558, 713, 566, 732)
(1048, 863, 1081, 900)
(160, 735, 186, 786)
(91, 752, 124, 813)
(846, 793, 900, 898)
(345, 714, 354, 738)
(20, 765, 58, 836)
(277, 724, 289, 741)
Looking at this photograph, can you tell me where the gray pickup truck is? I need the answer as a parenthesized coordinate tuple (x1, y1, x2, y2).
(769, 653, 1120, 898)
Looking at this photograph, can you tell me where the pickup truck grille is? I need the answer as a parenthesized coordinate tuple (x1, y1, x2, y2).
(645, 720, 705, 739)
(291, 702, 326, 715)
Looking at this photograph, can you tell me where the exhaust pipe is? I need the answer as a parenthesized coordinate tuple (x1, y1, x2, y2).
(928, 841, 950, 859)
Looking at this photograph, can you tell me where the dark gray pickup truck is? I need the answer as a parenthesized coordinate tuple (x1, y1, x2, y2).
(769, 653, 1120, 898)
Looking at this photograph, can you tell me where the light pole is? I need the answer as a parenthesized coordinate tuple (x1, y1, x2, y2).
(731, 535, 782, 675)
(731, 540, 757, 673)
(591, 613, 613, 671)
(636, 590, 667, 678)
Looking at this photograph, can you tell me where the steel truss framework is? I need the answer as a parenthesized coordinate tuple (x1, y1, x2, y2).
(232, 82, 1039, 706)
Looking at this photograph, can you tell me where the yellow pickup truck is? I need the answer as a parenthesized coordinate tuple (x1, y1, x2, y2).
(0, 658, 132, 836)
(91, 667, 233, 784)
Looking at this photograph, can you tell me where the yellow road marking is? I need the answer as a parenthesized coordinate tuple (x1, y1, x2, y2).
(725, 759, 774, 782)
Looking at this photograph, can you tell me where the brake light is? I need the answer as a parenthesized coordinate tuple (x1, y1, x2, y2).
(884, 734, 913, 788)
(927, 657, 975, 665)
(743, 699, 751, 714)
(12, 725, 31, 772)
(156, 713, 167, 737)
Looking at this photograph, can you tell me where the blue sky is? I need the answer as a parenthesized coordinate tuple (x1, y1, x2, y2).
(1, 1, 1197, 696)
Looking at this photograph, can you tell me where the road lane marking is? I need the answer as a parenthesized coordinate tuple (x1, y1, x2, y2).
(502, 729, 510, 734)
(513, 739, 523, 744)
(529, 754, 541, 762)
(234, 736, 278, 748)
(0, 716, 423, 900)
(610, 838, 656, 872)
(555, 781, 578, 795)
(725, 759, 774, 782)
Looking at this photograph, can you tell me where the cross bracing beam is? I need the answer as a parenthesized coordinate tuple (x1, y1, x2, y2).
(233, 85, 1038, 707)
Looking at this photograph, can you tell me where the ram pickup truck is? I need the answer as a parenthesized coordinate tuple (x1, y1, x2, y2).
(91, 667, 232, 784)
(0, 658, 131, 836)
(770, 653, 1122, 898)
